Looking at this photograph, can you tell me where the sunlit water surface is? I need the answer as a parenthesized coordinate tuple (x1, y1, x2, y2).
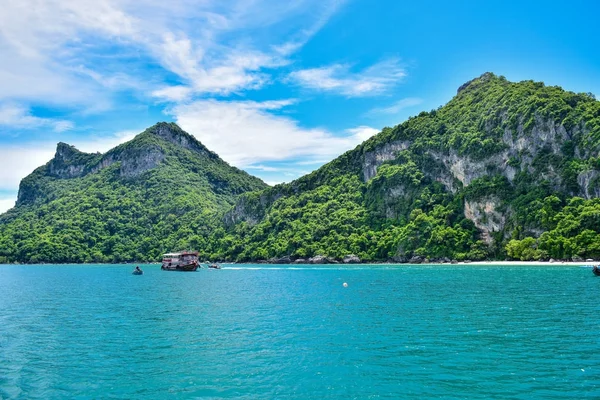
(1, 264, 600, 399)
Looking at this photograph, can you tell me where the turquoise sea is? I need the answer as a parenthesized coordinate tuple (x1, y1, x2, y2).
(1, 264, 600, 399)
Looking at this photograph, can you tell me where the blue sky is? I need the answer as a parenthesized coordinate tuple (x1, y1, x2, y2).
(0, 0, 599, 212)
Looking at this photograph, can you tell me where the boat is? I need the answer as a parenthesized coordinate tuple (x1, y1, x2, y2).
(593, 265, 600, 276)
(161, 251, 199, 271)
(132, 266, 143, 275)
(208, 263, 221, 269)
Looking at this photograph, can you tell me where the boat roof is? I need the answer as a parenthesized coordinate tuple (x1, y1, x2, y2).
(163, 251, 199, 257)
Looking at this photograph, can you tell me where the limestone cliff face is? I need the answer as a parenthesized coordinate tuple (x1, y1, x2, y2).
(362, 140, 411, 181)
(224, 189, 283, 226)
(47, 142, 100, 179)
(98, 145, 165, 178)
(463, 197, 506, 243)
(361, 113, 595, 235)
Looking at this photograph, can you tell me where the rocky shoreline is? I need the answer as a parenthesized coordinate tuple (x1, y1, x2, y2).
(232, 254, 597, 265)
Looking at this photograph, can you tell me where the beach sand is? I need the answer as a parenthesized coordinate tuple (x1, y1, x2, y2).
(451, 260, 595, 267)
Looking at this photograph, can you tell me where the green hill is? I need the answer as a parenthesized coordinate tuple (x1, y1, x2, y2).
(0, 122, 267, 263)
(213, 73, 600, 262)
(2, 74, 600, 264)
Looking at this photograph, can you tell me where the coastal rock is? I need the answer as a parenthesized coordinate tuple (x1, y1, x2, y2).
(293, 258, 307, 264)
(409, 256, 423, 264)
(343, 254, 361, 264)
(269, 256, 291, 264)
(572, 256, 584, 262)
(309, 255, 329, 264)
(391, 255, 408, 263)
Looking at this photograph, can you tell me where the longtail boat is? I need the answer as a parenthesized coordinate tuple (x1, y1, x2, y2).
(161, 251, 199, 271)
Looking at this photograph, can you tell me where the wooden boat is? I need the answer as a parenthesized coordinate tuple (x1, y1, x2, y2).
(161, 251, 199, 271)
(593, 265, 600, 276)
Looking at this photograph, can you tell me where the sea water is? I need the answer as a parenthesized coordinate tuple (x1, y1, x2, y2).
(1, 264, 599, 399)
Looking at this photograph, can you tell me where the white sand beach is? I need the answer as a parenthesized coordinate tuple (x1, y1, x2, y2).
(451, 260, 595, 267)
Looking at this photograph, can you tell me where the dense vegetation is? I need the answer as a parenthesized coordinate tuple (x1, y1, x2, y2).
(0, 123, 266, 263)
(211, 73, 600, 262)
(1, 74, 600, 263)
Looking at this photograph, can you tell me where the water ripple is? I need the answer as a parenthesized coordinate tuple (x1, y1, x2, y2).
(1, 264, 600, 398)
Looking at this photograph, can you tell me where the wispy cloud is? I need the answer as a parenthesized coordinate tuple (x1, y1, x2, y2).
(368, 97, 423, 115)
(0, 196, 17, 214)
(246, 164, 282, 172)
(0, 103, 73, 132)
(168, 99, 377, 167)
(0, 145, 56, 191)
(345, 126, 379, 141)
(289, 58, 406, 96)
(74, 130, 140, 153)
(0, 0, 341, 107)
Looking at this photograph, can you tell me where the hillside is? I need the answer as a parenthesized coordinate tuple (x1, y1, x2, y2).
(0, 123, 267, 263)
(2, 74, 600, 264)
(213, 73, 600, 262)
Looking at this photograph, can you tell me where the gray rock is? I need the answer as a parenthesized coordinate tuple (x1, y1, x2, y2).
(343, 254, 361, 264)
(409, 256, 423, 264)
(308, 255, 329, 264)
(269, 256, 291, 264)
(293, 258, 307, 264)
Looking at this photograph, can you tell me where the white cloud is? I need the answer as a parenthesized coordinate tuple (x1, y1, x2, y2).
(0, 197, 16, 214)
(368, 97, 423, 115)
(345, 126, 379, 141)
(264, 181, 283, 187)
(0, 0, 140, 107)
(73, 129, 139, 153)
(289, 58, 406, 96)
(0, 146, 56, 191)
(0, 0, 342, 107)
(246, 164, 281, 172)
(169, 99, 376, 167)
(152, 86, 194, 103)
(0, 103, 73, 132)
(273, 0, 346, 56)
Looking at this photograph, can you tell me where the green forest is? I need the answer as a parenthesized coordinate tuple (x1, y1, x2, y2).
(1, 73, 600, 263)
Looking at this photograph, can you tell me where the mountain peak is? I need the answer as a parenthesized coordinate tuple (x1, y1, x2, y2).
(456, 72, 501, 94)
(55, 142, 84, 160)
(142, 122, 216, 158)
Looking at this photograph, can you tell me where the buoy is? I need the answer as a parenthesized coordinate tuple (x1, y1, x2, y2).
(343, 282, 348, 287)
